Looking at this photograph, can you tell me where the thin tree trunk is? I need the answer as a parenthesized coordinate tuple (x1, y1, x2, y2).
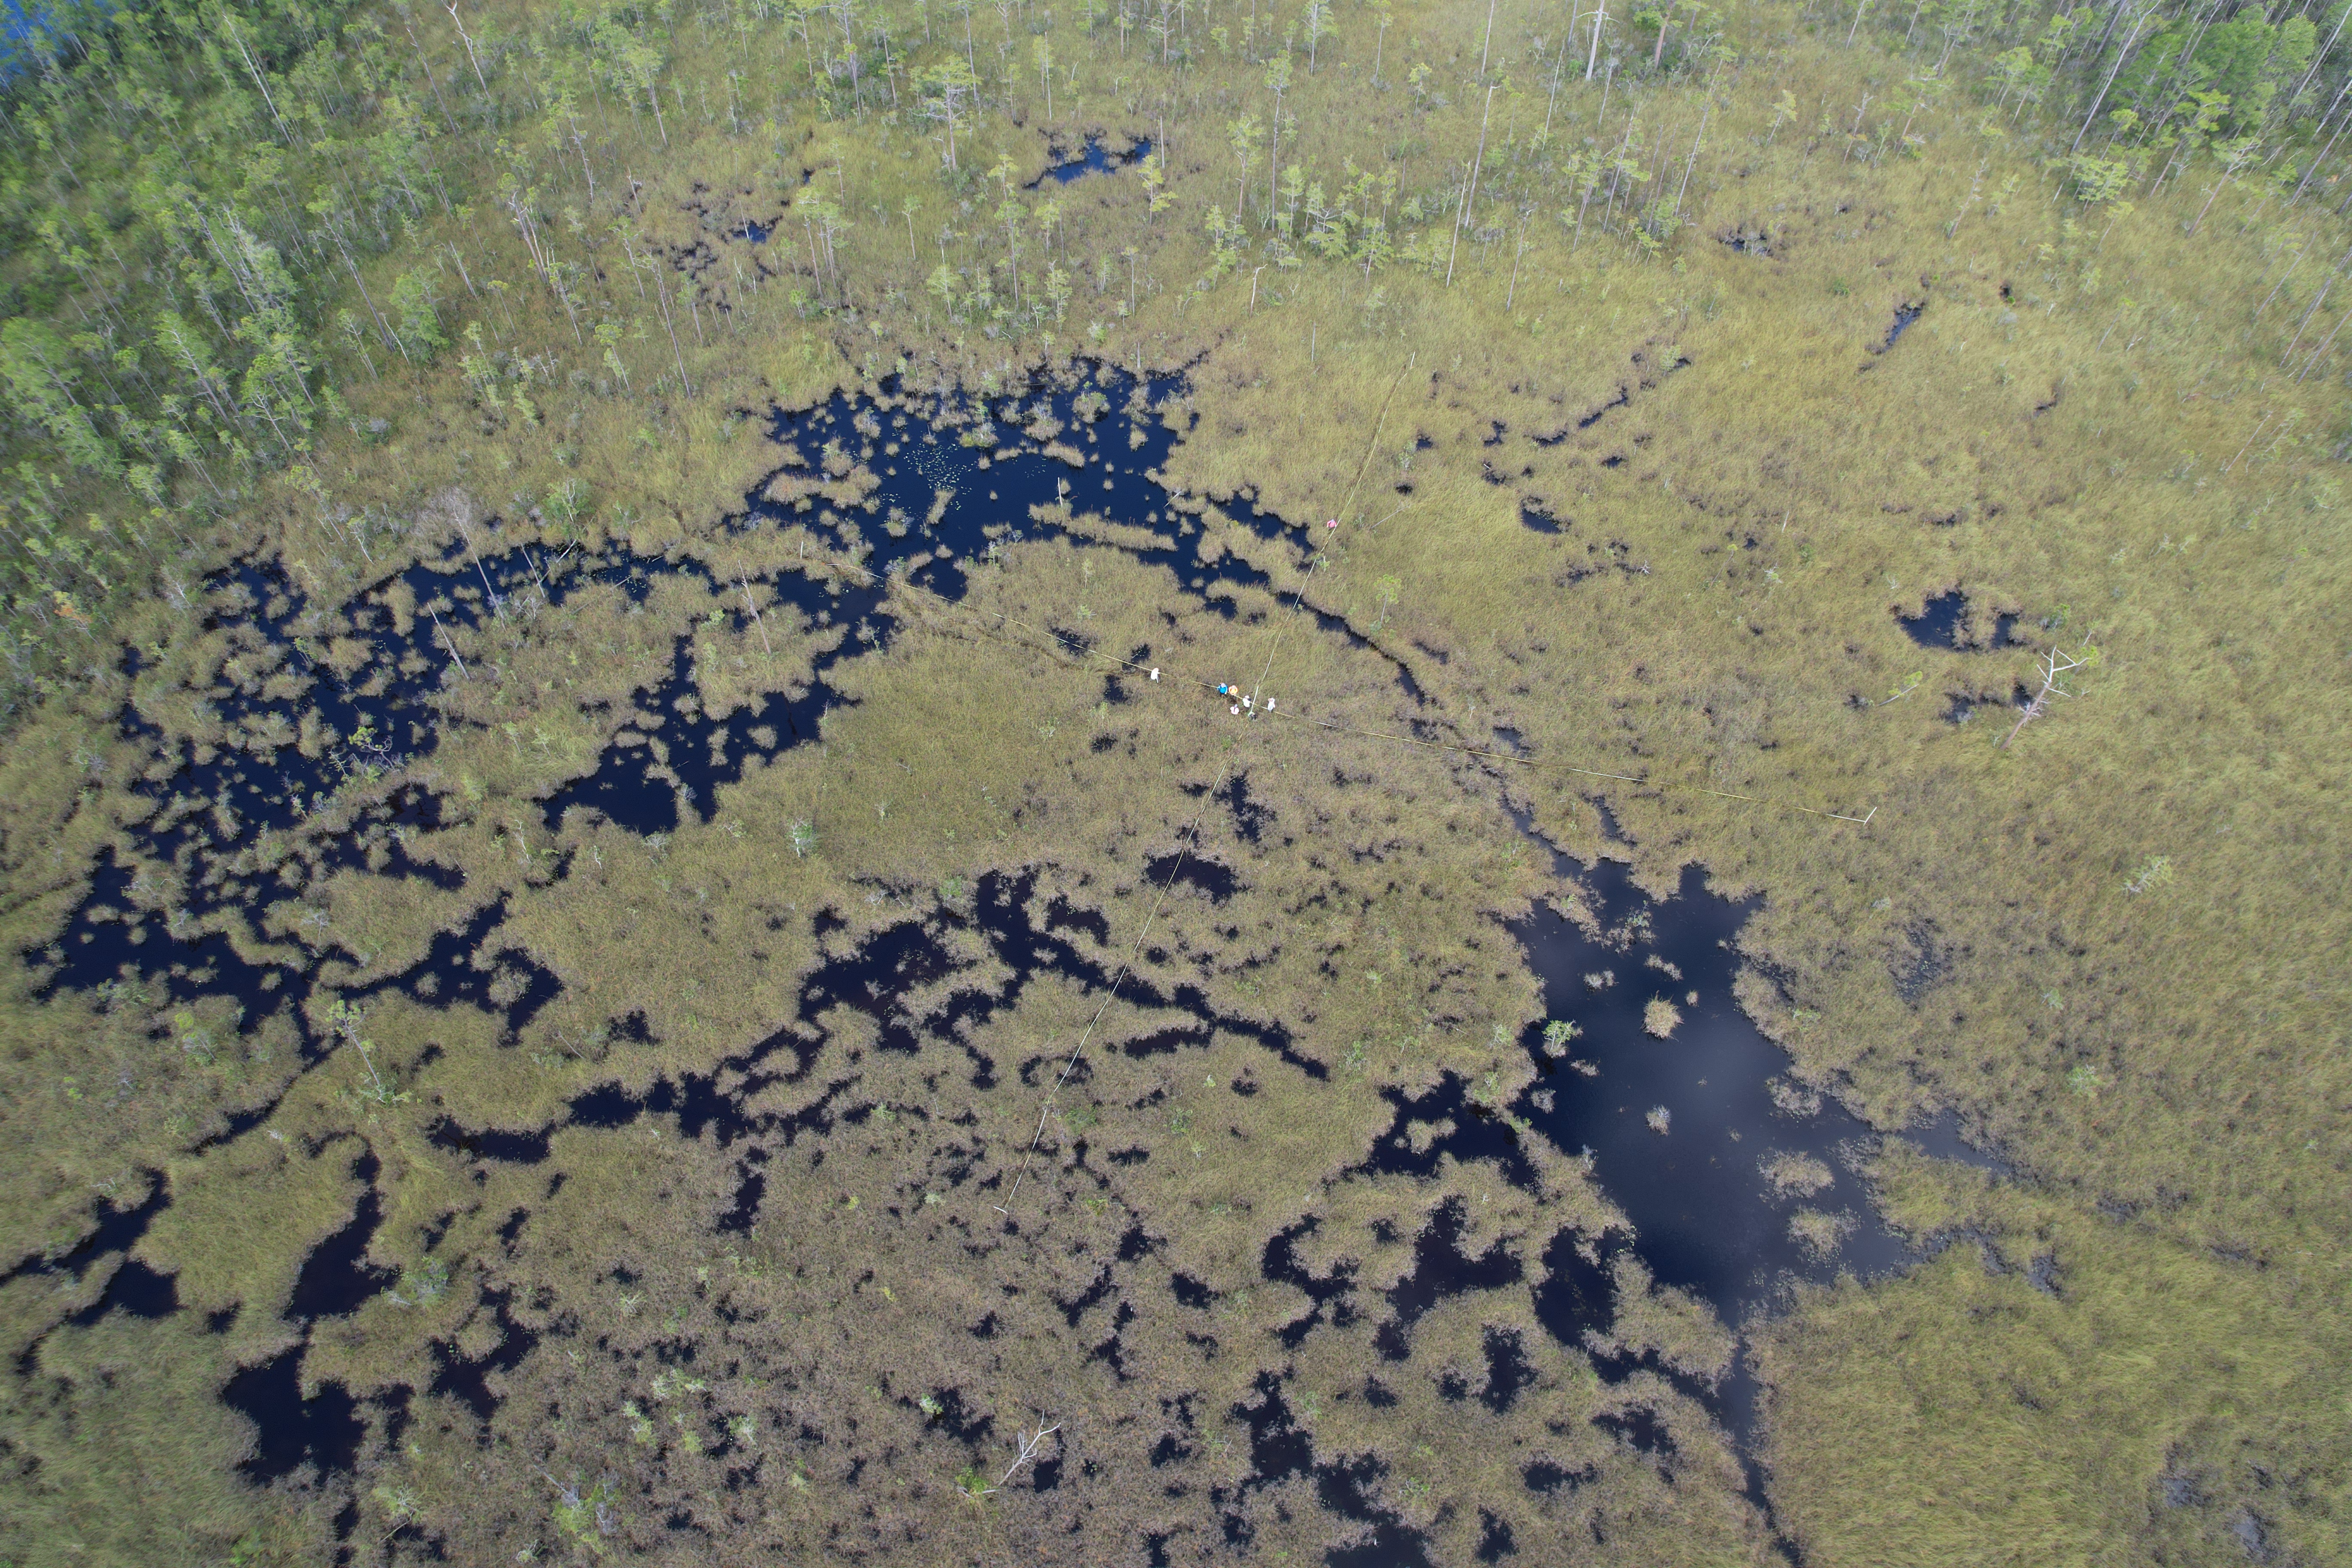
(1542, 16, 1573, 144)
(2296, 300, 2352, 378)
(653, 268, 694, 395)
(2281, 249, 2351, 361)
(2290, 77, 2352, 202)
(2255, 239, 2314, 319)
(1448, 85, 1496, 287)
(1674, 99, 1709, 214)
(2073, 13, 2150, 154)
(400, 15, 462, 135)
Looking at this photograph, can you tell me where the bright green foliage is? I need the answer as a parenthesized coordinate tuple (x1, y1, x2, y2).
(389, 272, 446, 362)
(2121, 11, 2316, 132)
(0, 320, 119, 478)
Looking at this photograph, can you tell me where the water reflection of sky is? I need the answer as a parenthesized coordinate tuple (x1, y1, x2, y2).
(1501, 835, 1996, 1501)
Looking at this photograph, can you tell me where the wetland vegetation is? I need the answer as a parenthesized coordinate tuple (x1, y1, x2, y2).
(1, 0, 2349, 1563)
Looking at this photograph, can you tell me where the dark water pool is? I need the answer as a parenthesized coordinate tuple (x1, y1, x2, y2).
(1280, 823, 1997, 1552)
(1898, 589, 2016, 649)
(1875, 300, 1925, 354)
(1511, 854, 1919, 1326)
(542, 369, 1419, 836)
(40, 368, 1314, 1014)
(1031, 136, 1152, 186)
(1502, 834, 1994, 1502)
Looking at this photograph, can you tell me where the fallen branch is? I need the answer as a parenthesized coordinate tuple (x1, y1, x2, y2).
(1999, 643, 2090, 749)
(999, 1417, 1064, 1487)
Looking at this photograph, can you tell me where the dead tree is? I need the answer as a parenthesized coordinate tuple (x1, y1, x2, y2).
(1999, 644, 2091, 749)
(999, 1417, 1064, 1487)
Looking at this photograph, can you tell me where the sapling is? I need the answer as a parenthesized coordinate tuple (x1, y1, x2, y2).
(918, 58, 976, 171)
(326, 998, 409, 1105)
(372, 1483, 423, 1543)
(540, 1470, 617, 1547)
(387, 1256, 450, 1305)
(1228, 113, 1262, 217)
(1540, 21, 1574, 146)
(173, 1008, 217, 1063)
(737, 576, 774, 653)
(1506, 205, 1533, 307)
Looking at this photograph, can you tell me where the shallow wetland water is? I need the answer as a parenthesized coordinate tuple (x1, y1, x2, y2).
(20, 369, 1995, 1564)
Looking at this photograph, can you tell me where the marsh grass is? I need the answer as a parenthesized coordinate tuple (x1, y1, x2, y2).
(1756, 1148, 2352, 1565)
(0, 0, 2349, 1562)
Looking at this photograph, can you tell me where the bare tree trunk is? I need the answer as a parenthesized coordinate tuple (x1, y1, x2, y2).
(1448, 86, 1497, 288)
(1674, 99, 1709, 215)
(2073, 12, 2150, 154)
(2290, 77, 2352, 202)
(2297, 302, 2352, 379)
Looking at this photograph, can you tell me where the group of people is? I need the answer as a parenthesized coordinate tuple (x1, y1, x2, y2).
(1139, 518, 1335, 716)
(1215, 683, 1271, 717)
(1136, 668, 1274, 718)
